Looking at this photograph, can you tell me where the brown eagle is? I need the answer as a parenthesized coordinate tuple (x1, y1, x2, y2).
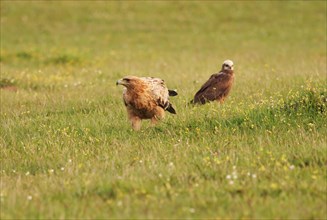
(191, 60, 234, 105)
(116, 76, 177, 130)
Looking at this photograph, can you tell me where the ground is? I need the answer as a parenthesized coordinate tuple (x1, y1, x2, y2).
(0, 1, 326, 219)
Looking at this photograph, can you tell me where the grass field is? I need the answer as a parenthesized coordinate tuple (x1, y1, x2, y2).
(1, 1, 326, 219)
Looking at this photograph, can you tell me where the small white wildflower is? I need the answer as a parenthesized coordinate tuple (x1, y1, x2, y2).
(229, 180, 234, 185)
(27, 195, 32, 201)
(49, 169, 54, 173)
(232, 170, 238, 179)
(12, 170, 16, 173)
(25, 171, 30, 176)
(158, 173, 163, 178)
(60, 167, 65, 171)
(139, 160, 143, 163)
(226, 175, 231, 179)
(169, 162, 174, 167)
(252, 174, 257, 179)
(68, 159, 72, 163)
(247, 172, 251, 176)
(232, 166, 236, 170)
(289, 165, 295, 170)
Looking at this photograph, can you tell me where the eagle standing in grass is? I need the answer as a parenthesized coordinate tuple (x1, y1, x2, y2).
(116, 76, 177, 130)
(191, 60, 235, 105)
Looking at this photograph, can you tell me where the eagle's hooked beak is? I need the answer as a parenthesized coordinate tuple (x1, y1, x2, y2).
(116, 79, 123, 86)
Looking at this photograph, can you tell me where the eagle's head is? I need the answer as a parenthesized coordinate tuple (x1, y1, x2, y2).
(116, 76, 143, 89)
(222, 60, 234, 71)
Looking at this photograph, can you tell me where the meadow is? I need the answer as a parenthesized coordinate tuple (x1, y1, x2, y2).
(0, 1, 326, 219)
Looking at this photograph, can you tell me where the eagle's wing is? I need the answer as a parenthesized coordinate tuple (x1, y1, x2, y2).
(141, 77, 176, 114)
(193, 72, 231, 104)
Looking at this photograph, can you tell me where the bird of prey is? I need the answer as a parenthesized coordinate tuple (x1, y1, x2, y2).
(116, 76, 177, 130)
(191, 60, 234, 105)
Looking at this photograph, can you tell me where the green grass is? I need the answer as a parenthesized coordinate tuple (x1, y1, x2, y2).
(1, 1, 326, 219)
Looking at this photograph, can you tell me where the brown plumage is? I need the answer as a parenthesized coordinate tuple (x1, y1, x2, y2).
(191, 60, 234, 105)
(116, 76, 177, 130)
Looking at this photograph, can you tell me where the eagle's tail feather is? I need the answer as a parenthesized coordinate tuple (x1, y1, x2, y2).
(166, 104, 176, 114)
(168, 90, 178, 96)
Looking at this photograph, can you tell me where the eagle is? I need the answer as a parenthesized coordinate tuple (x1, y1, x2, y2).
(116, 76, 177, 130)
(191, 60, 234, 105)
